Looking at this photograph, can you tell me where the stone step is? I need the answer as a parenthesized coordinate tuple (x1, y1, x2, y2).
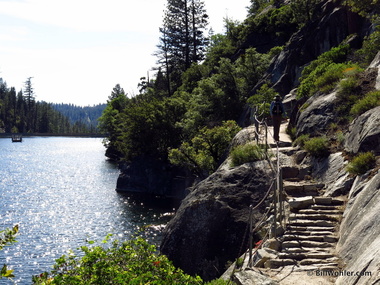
(286, 226, 335, 233)
(264, 259, 297, 269)
(283, 234, 338, 243)
(311, 205, 342, 211)
(299, 258, 339, 266)
(278, 252, 335, 260)
(285, 231, 336, 237)
(298, 209, 343, 215)
(284, 263, 339, 272)
(288, 219, 336, 227)
(283, 182, 324, 197)
(314, 197, 344, 206)
(282, 240, 334, 249)
(281, 248, 333, 255)
(289, 213, 341, 222)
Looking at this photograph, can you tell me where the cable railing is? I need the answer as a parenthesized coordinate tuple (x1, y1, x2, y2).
(247, 105, 285, 265)
(226, 105, 287, 284)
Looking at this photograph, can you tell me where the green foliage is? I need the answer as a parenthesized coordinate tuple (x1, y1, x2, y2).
(251, 4, 297, 34)
(235, 48, 271, 96)
(346, 152, 376, 175)
(297, 44, 350, 98)
(303, 136, 330, 157)
(350, 90, 380, 116)
(0, 82, 84, 134)
(247, 84, 278, 119)
(32, 236, 204, 285)
(356, 30, 380, 65)
(0, 225, 18, 280)
(298, 61, 359, 98)
(204, 34, 236, 70)
(290, 0, 320, 25)
(230, 143, 267, 167)
(169, 121, 241, 177)
(346, 0, 380, 16)
(293, 134, 310, 147)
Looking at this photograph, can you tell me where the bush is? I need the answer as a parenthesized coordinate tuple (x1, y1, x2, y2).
(297, 44, 351, 98)
(230, 143, 267, 167)
(303, 136, 330, 157)
(350, 90, 380, 116)
(0, 225, 18, 280)
(293, 134, 310, 147)
(346, 152, 376, 175)
(32, 236, 208, 285)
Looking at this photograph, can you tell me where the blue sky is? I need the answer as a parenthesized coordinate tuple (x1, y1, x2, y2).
(0, 0, 249, 106)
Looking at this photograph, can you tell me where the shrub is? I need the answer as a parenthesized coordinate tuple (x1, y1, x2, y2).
(346, 152, 376, 175)
(336, 131, 345, 147)
(336, 75, 361, 101)
(297, 44, 352, 98)
(0, 225, 18, 280)
(355, 30, 380, 65)
(32, 236, 206, 285)
(350, 90, 380, 116)
(292, 134, 310, 147)
(230, 143, 267, 167)
(247, 84, 277, 119)
(303, 136, 330, 157)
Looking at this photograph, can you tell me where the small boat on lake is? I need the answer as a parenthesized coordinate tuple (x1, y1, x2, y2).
(11, 134, 23, 142)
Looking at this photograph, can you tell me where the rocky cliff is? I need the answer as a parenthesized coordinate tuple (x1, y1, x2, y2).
(160, 1, 380, 283)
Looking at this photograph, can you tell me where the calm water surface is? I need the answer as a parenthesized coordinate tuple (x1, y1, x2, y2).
(0, 137, 172, 284)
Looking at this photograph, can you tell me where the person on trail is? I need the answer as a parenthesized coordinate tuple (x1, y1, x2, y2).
(270, 94, 285, 142)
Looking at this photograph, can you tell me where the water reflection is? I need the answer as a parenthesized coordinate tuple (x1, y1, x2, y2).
(0, 137, 173, 284)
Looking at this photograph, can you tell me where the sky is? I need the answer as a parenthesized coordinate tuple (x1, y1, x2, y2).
(0, 0, 250, 106)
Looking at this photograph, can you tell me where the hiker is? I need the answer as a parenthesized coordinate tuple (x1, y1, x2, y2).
(270, 94, 285, 142)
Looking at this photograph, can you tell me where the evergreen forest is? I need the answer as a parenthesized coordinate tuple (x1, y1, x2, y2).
(0, 78, 105, 135)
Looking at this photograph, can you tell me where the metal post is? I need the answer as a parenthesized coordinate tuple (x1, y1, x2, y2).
(248, 205, 253, 267)
(279, 167, 283, 227)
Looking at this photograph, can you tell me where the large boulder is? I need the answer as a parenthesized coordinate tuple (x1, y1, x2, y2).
(304, 152, 354, 197)
(336, 170, 380, 285)
(295, 91, 337, 136)
(160, 160, 273, 281)
(116, 156, 194, 200)
(344, 106, 380, 155)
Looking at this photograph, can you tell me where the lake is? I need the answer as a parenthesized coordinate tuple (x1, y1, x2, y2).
(0, 137, 172, 284)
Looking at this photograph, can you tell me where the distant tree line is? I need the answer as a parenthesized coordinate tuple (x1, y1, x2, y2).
(0, 78, 102, 134)
(51, 103, 106, 133)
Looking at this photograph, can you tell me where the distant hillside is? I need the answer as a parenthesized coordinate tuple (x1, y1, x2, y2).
(52, 103, 106, 133)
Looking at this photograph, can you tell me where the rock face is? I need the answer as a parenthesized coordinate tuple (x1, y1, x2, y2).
(344, 106, 380, 155)
(258, 0, 368, 95)
(116, 156, 194, 199)
(160, 161, 273, 281)
(295, 92, 337, 137)
(336, 171, 380, 285)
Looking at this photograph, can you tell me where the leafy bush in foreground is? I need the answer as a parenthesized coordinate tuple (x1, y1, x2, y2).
(0, 225, 18, 280)
(32, 236, 206, 285)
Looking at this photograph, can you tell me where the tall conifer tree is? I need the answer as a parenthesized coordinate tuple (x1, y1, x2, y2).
(156, 0, 209, 95)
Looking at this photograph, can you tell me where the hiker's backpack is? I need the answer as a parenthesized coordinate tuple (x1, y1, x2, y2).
(272, 101, 283, 115)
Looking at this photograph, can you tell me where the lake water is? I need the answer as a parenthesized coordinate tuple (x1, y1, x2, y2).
(0, 137, 172, 284)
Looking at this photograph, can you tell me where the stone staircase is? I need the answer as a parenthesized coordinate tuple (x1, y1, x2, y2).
(265, 169, 345, 272)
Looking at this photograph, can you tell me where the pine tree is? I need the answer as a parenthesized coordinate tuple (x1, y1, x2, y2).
(156, 0, 209, 95)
